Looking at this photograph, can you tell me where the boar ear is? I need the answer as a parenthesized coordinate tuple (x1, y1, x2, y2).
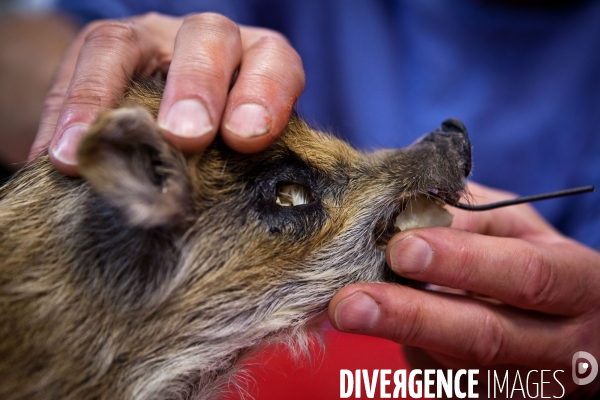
(78, 107, 193, 229)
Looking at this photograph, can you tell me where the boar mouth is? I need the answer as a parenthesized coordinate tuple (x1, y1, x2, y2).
(374, 194, 454, 286)
(374, 195, 453, 250)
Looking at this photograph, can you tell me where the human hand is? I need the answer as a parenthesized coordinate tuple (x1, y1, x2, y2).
(329, 182, 600, 397)
(29, 12, 305, 176)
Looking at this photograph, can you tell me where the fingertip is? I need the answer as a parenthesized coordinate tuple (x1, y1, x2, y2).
(225, 103, 271, 138)
(48, 152, 80, 177)
(329, 283, 396, 334)
(220, 103, 279, 153)
(329, 282, 431, 345)
(386, 234, 434, 275)
(332, 291, 381, 332)
(328, 285, 361, 327)
(386, 227, 467, 279)
(221, 101, 295, 153)
(221, 27, 303, 154)
(49, 124, 89, 177)
(157, 99, 215, 142)
(161, 127, 218, 153)
(221, 128, 277, 154)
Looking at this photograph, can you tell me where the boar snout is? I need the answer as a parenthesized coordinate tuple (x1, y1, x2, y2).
(440, 118, 472, 178)
(417, 117, 472, 178)
(393, 118, 472, 206)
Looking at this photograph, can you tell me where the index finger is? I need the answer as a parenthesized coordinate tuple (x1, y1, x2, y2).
(39, 16, 176, 176)
(29, 22, 86, 162)
(219, 26, 305, 153)
(386, 227, 600, 316)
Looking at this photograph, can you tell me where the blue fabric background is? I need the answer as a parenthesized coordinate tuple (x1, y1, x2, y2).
(57, 0, 600, 247)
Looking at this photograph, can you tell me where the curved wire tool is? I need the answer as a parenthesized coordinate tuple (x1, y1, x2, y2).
(441, 185, 595, 211)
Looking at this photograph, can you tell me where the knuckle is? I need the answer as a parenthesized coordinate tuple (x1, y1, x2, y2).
(466, 312, 506, 365)
(447, 244, 476, 288)
(43, 85, 68, 112)
(243, 54, 304, 93)
(249, 35, 305, 88)
(69, 87, 114, 109)
(242, 25, 292, 47)
(83, 21, 139, 49)
(66, 88, 104, 109)
(136, 11, 163, 25)
(244, 70, 287, 93)
(249, 34, 293, 58)
(78, 19, 106, 37)
(170, 58, 229, 84)
(183, 12, 238, 35)
(518, 247, 556, 308)
(253, 29, 291, 47)
(65, 74, 123, 110)
(394, 301, 425, 345)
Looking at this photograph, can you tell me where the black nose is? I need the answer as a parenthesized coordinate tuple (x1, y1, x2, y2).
(441, 118, 472, 177)
(441, 118, 467, 134)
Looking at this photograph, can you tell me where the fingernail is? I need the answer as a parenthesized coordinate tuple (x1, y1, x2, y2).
(51, 124, 89, 165)
(334, 291, 380, 331)
(226, 103, 270, 137)
(159, 99, 212, 138)
(390, 235, 433, 274)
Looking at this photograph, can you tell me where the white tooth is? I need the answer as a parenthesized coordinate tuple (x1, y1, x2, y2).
(394, 196, 453, 231)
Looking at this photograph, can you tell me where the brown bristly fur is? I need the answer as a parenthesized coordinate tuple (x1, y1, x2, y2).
(0, 80, 471, 399)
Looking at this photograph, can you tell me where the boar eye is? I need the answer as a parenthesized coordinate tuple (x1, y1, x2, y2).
(275, 184, 314, 206)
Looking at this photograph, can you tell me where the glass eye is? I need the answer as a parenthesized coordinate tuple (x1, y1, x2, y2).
(276, 184, 314, 206)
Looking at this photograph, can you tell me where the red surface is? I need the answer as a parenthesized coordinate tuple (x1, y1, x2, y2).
(221, 325, 411, 400)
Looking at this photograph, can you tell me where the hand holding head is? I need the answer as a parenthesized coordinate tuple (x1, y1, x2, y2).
(30, 12, 305, 176)
(329, 182, 600, 397)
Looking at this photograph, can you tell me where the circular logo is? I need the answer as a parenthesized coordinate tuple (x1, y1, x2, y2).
(572, 351, 598, 385)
